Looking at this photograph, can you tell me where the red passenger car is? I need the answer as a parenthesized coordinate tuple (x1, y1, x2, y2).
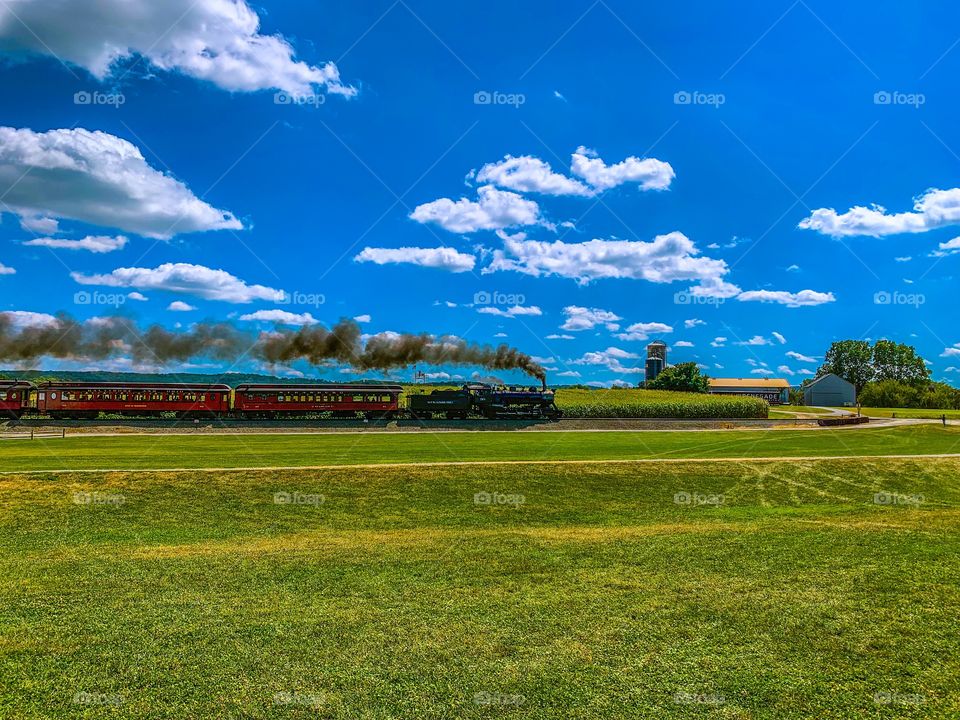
(0, 381, 33, 418)
(35, 382, 231, 419)
(233, 384, 403, 419)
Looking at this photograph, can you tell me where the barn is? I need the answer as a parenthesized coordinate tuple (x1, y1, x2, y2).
(802, 373, 856, 407)
(708, 378, 790, 405)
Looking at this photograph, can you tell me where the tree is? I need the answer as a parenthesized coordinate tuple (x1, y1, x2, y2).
(817, 340, 874, 392)
(646, 362, 710, 393)
(871, 339, 930, 385)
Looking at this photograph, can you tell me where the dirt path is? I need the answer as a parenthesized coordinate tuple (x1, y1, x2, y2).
(3, 452, 960, 476)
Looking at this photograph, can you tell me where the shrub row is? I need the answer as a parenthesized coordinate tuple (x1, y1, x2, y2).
(554, 388, 769, 419)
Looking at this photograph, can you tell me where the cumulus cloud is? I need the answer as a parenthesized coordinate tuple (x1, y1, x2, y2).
(474, 155, 592, 196)
(737, 289, 836, 308)
(410, 185, 542, 234)
(556, 370, 581, 378)
(560, 306, 622, 332)
(354, 246, 476, 273)
(71, 262, 282, 303)
(477, 305, 543, 318)
(674, 340, 694, 348)
(353, 314, 371, 323)
(20, 216, 59, 234)
(777, 365, 796, 376)
(0, 261, 14, 275)
(772, 331, 787, 345)
(941, 343, 960, 358)
(684, 318, 705, 329)
(799, 188, 960, 237)
(570, 347, 642, 373)
(737, 335, 772, 346)
(127, 292, 148, 302)
(0, 0, 355, 96)
(570, 146, 674, 191)
(614, 322, 673, 341)
(0, 310, 58, 327)
(711, 337, 727, 348)
(0, 127, 242, 239)
(486, 232, 730, 287)
(751, 368, 775, 376)
(239, 309, 319, 326)
(930, 237, 960, 258)
(546, 333, 575, 340)
(23, 235, 128, 253)
(786, 351, 817, 363)
(167, 301, 196, 312)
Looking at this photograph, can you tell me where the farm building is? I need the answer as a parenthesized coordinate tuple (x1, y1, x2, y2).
(802, 373, 856, 407)
(708, 378, 790, 404)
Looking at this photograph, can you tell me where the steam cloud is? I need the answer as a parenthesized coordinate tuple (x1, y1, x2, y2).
(0, 314, 546, 382)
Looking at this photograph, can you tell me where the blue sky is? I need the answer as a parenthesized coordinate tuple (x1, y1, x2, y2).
(1, 0, 959, 385)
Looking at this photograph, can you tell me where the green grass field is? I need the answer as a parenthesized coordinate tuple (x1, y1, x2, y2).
(852, 407, 960, 420)
(2, 427, 960, 718)
(1, 425, 960, 473)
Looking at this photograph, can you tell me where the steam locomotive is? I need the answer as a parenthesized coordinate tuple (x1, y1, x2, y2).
(0, 379, 561, 421)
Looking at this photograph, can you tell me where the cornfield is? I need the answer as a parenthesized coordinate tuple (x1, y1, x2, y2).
(554, 388, 769, 419)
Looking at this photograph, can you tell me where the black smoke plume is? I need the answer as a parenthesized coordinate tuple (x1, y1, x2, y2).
(0, 314, 546, 382)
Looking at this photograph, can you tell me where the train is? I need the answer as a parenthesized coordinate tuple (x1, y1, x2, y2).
(0, 379, 562, 421)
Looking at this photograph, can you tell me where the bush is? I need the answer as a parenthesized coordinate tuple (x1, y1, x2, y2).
(858, 380, 960, 410)
(554, 388, 768, 419)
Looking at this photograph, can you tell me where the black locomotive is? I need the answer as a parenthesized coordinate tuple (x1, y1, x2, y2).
(408, 383, 562, 420)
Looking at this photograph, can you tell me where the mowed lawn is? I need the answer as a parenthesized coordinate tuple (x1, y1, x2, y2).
(2, 425, 960, 473)
(2, 452, 960, 718)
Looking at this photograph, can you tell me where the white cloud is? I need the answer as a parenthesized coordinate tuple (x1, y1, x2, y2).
(941, 344, 960, 358)
(570, 146, 674, 191)
(72, 263, 281, 303)
(786, 264, 801, 272)
(477, 305, 543, 318)
(772, 331, 787, 345)
(786, 351, 817, 363)
(560, 306, 622, 332)
(0, 0, 354, 96)
(737, 289, 836, 308)
(751, 368, 774, 376)
(798, 369, 815, 376)
(556, 370, 581, 378)
(0, 261, 14, 275)
(546, 333, 575, 340)
(711, 337, 727, 348)
(167, 301, 196, 312)
(571, 347, 642, 373)
(20, 216, 59, 234)
(0, 310, 57, 327)
(777, 365, 796, 376)
(0, 127, 242, 239)
(684, 318, 705, 329)
(239, 309, 319, 326)
(493, 332, 508, 338)
(23, 234, 128, 253)
(127, 292, 148, 302)
(410, 185, 542, 234)
(737, 335, 771, 346)
(674, 340, 694, 348)
(614, 321, 673, 341)
(353, 314, 371, 323)
(354, 246, 476, 273)
(474, 155, 592, 196)
(930, 237, 960, 258)
(799, 188, 960, 237)
(895, 256, 913, 263)
(486, 231, 730, 287)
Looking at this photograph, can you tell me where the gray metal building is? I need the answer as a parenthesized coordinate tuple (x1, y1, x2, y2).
(803, 373, 857, 407)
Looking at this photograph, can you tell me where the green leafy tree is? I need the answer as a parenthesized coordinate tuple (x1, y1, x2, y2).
(646, 362, 710, 393)
(871, 339, 930, 385)
(817, 340, 874, 392)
